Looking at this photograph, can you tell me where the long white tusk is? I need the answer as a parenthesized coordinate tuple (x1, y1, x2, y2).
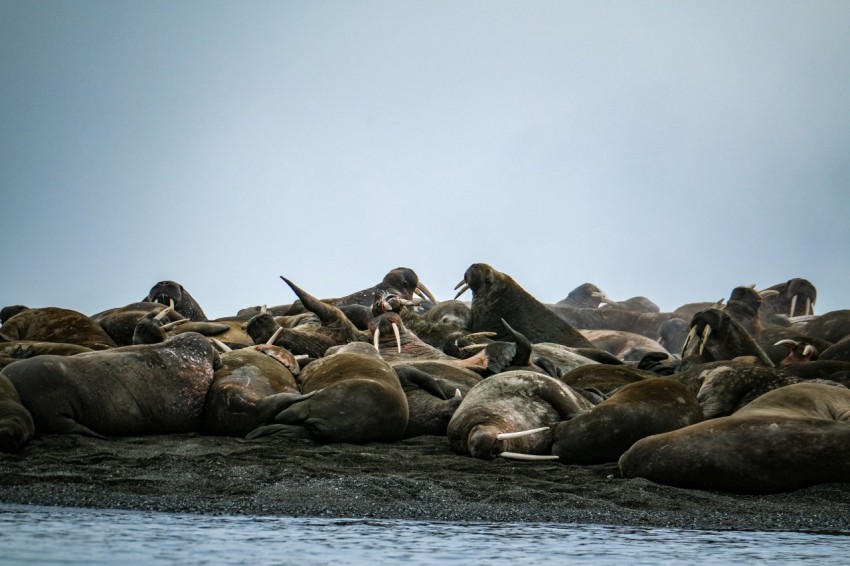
(161, 319, 187, 331)
(497, 427, 550, 440)
(803, 344, 815, 357)
(391, 321, 401, 353)
(154, 305, 174, 321)
(169, 298, 175, 310)
(774, 339, 798, 348)
(415, 282, 438, 304)
(261, 304, 267, 314)
(454, 388, 462, 398)
(267, 326, 284, 345)
(682, 325, 697, 356)
(699, 324, 712, 356)
(211, 338, 232, 353)
(373, 327, 381, 352)
(789, 294, 798, 318)
(805, 297, 812, 316)
(498, 452, 560, 461)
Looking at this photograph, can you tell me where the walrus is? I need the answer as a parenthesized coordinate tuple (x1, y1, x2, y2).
(246, 341, 408, 443)
(579, 329, 670, 363)
(619, 382, 850, 493)
(3, 332, 221, 437)
(0, 341, 92, 370)
(328, 267, 437, 309)
(144, 280, 208, 321)
(454, 263, 593, 349)
(202, 341, 306, 437)
(679, 308, 774, 369)
(759, 278, 817, 319)
(799, 310, 850, 344)
(546, 303, 678, 341)
(245, 277, 369, 358)
(392, 364, 466, 438)
(0, 371, 35, 452)
(556, 283, 609, 308)
(92, 302, 184, 346)
(447, 370, 593, 460)
(551, 377, 703, 464)
(0, 307, 117, 350)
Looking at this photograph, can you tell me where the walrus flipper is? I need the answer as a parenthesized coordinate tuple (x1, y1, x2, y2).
(244, 423, 311, 440)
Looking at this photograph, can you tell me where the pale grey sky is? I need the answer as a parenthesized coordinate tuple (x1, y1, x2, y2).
(2, 1, 849, 319)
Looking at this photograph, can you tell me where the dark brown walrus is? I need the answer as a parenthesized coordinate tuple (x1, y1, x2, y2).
(454, 263, 593, 349)
(3, 332, 221, 437)
(619, 382, 850, 493)
(0, 307, 117, 350)
(246, 341, 409, 443)
(551, 377, 703, 464)
(0, 371, 34, 452)
(202, 342, 307, 437)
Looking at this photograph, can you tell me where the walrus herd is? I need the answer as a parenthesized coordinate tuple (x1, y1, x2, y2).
(2, 264, 849, 495)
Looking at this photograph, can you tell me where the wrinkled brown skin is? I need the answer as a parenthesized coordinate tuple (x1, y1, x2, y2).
(461, 263, 593, 349)
(619, 382, 850, 493)
(393, 364, 466, 438)
(202, 345, 303, 437)
(579, 329, 669, 363)
(0, 341, 92, 370)
(723, 286, 764, 339)
(3, 332, 221, 437)
(250, 342, 409, 444)
(447, 370, 593, 459)
(0, 371, 34, 452)
(547, 304, 677, 341)
(144, 280, 208, 321)
(0, 307, 117, 350)
(800, 310, 850, 344)
(559, 364, 652, 396)
(552, 378, 703, 464)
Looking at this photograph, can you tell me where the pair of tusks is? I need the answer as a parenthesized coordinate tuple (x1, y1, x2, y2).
(453, 279, 470, 300)
(414, 283, 438, 305)
(788, 295, 813, 317)
(682, 324, 713, 357)
(774, 339, 816, 358)
(494, 426, 560, 461)
(212, 325, 286, 353)
(373, 321, 402, 353)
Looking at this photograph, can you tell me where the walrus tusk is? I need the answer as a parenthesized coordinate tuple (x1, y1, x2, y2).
(267, 326, 284, 345)
(415, 282, 438, 304)
(806, 297, 812, 316)
(161, 319, 188, 331)
(459, 343, 487, 352)
(803, 344, 816, 357)
(498, 452, 560, 461)
(373, 327, 381, 352)
(774, 339, 799, 348)
(454, 389, 462, 398)
(759, 290, 779, 298)
(154, 305, 173, 321)
(497, 427, 550, 440)
(391, 321, 401, 353)
(466, 331, 498, 341)
(453, 283, 470, 300)
(698, 324, 712, 356)
(261, 304, 267, 314)
(682, 326, 697, 356)
(211, 338, 232, 353)
(789, 295, 798, 318)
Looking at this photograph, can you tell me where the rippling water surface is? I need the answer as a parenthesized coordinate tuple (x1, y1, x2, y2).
(1, 504, 849, 565)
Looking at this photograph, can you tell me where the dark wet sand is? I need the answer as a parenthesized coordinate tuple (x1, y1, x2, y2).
(1, 433, 848, 532)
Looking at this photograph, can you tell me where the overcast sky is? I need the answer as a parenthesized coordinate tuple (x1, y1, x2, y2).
(2, 1, 849, 319)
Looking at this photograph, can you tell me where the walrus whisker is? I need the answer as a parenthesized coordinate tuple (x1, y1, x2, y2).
(789, 295, 798, 318)
(497, 427, 550, 440)
(266, 326, 284, 346)
(498, 452, 560, 461)
(391, 321, 401, 353)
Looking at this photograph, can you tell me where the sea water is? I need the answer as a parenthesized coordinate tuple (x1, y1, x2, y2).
(1, 503, 848, 565)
